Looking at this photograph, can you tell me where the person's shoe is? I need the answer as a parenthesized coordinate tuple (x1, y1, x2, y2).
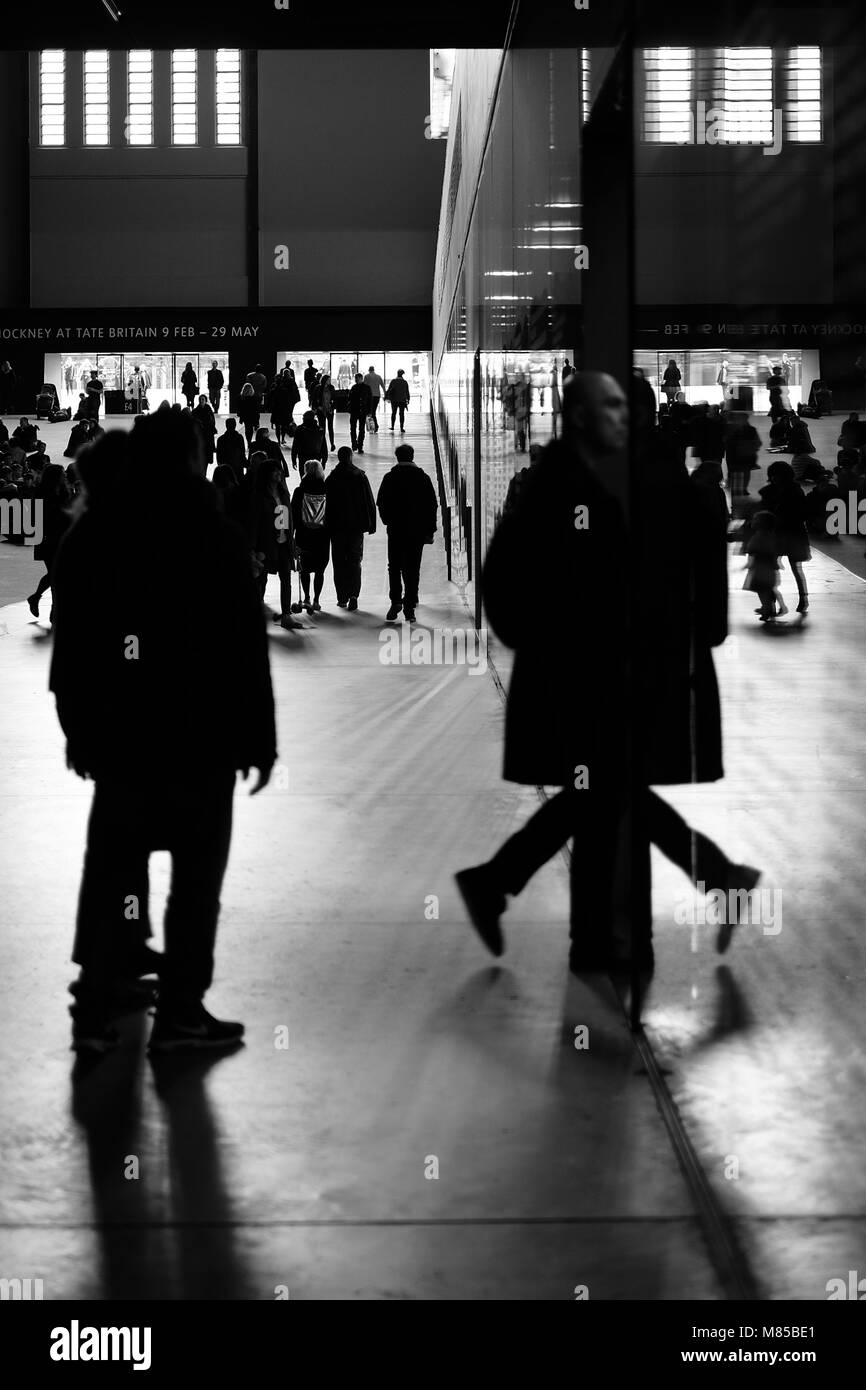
(386, 603, 401, 621)
(312, 600, 322, 612)
(148, 1003, 245, 1053)
(455, 866, 506, 958)
(27, 593, 40, 617)
(304, 600, 314, 614)
(291, 601, 303, 613)
(716, 865, 762, 954)
(337, 599, 347, 607)
(347, 597, 358, 612)
(796, 599, 809, 614)
(403, 609, 416, 622)
(280, 614, 305, 630)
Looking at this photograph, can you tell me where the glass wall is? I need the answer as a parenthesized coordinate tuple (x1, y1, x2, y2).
(279, 351, 431, 412)
(43, 351, 230, 410)
(432, 48, 584, 579)
(633, 348, 820, 411)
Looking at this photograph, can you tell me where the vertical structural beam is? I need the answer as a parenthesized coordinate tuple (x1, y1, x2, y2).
(473, 349, 483, 630)
(246, 51, 260, 310)
(581, 21, 649, 1028)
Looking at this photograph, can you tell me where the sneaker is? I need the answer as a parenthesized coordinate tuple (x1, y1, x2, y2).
(347, 597, 358, 612)
(455, 866, 506, 957)
(403, 609, 416, 622)
(386, 604, 401, 621)
(716, 864, 762, 954)
(148, 1004, 245, 1053)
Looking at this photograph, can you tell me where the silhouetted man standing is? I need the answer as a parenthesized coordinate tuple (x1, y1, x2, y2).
(207, 360, 225, 413)
(376, 443, 437, 623)
(50, 412, 276, 1054)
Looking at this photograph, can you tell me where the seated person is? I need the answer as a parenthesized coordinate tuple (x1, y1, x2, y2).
(11, 418, 39, 452)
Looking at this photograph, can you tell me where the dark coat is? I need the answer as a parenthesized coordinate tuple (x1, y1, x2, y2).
(376, 464, 437, 539)
(237, 395, 260, 430)
(348, 382, 373, 419)
(386, 376, 410, 406)
(253, 476, 294, 572)
(637, 438, 727, 785)
(758, 479, 811, 562)
(482, 439, 627, 786)
(270, 378, 300, 429)
(291, 423, 328, 470)
(216, 428, 246, 483)
(180, 368, 198, 399)
(191, 404, 217, 461)
(325, 460, 377, 536)
(49, 475, 276, 778)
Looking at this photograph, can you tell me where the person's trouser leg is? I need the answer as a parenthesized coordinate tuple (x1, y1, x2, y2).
(277, 546, 292, 615)
(646, 789, 731, 886)
(371, 397, 379, 430)
(34, 566, 52, 599)
(159, 772, 235, 1013)
(390, 404, 397, 428)
(313, 569, 325, 602)
(345, 532, 363, 598)
(326, 413, 335, 449)
(398, 404, 406, 431)
(357, 414, 366, 450)
(209, 391, 220, 412)
(350, 416, 359, 450)
(488, 790, 575, 895)
(73, 779, 153, 998)
(300, 568, 311, 603)
(402, 539, 423, 611)
(791, 560, 808, 604)
(386, 532, 403, 604)
(331, 534, 348, 603)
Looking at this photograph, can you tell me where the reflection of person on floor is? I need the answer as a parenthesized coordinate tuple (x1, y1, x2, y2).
(50, 413, 276, 1055)
(456, 372, 760, 972)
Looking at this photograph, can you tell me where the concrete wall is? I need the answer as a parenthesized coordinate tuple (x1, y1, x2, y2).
(28, 51, 249, 309)
(257, 50, 446, 309)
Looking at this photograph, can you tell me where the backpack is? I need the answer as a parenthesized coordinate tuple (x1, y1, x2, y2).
(302, 490, 326, 529)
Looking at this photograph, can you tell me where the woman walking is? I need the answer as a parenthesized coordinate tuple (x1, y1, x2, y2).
(180, 361, 198, 410)
(290, 459, 330, 613)
(237, 382, 261, 446)
(253, 457, 303, 628)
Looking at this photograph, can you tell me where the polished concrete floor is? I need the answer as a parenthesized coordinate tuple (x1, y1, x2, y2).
(0, 410, 863, 1299)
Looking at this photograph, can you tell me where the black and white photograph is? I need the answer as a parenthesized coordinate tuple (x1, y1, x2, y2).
(0, 0, 864, 1347)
